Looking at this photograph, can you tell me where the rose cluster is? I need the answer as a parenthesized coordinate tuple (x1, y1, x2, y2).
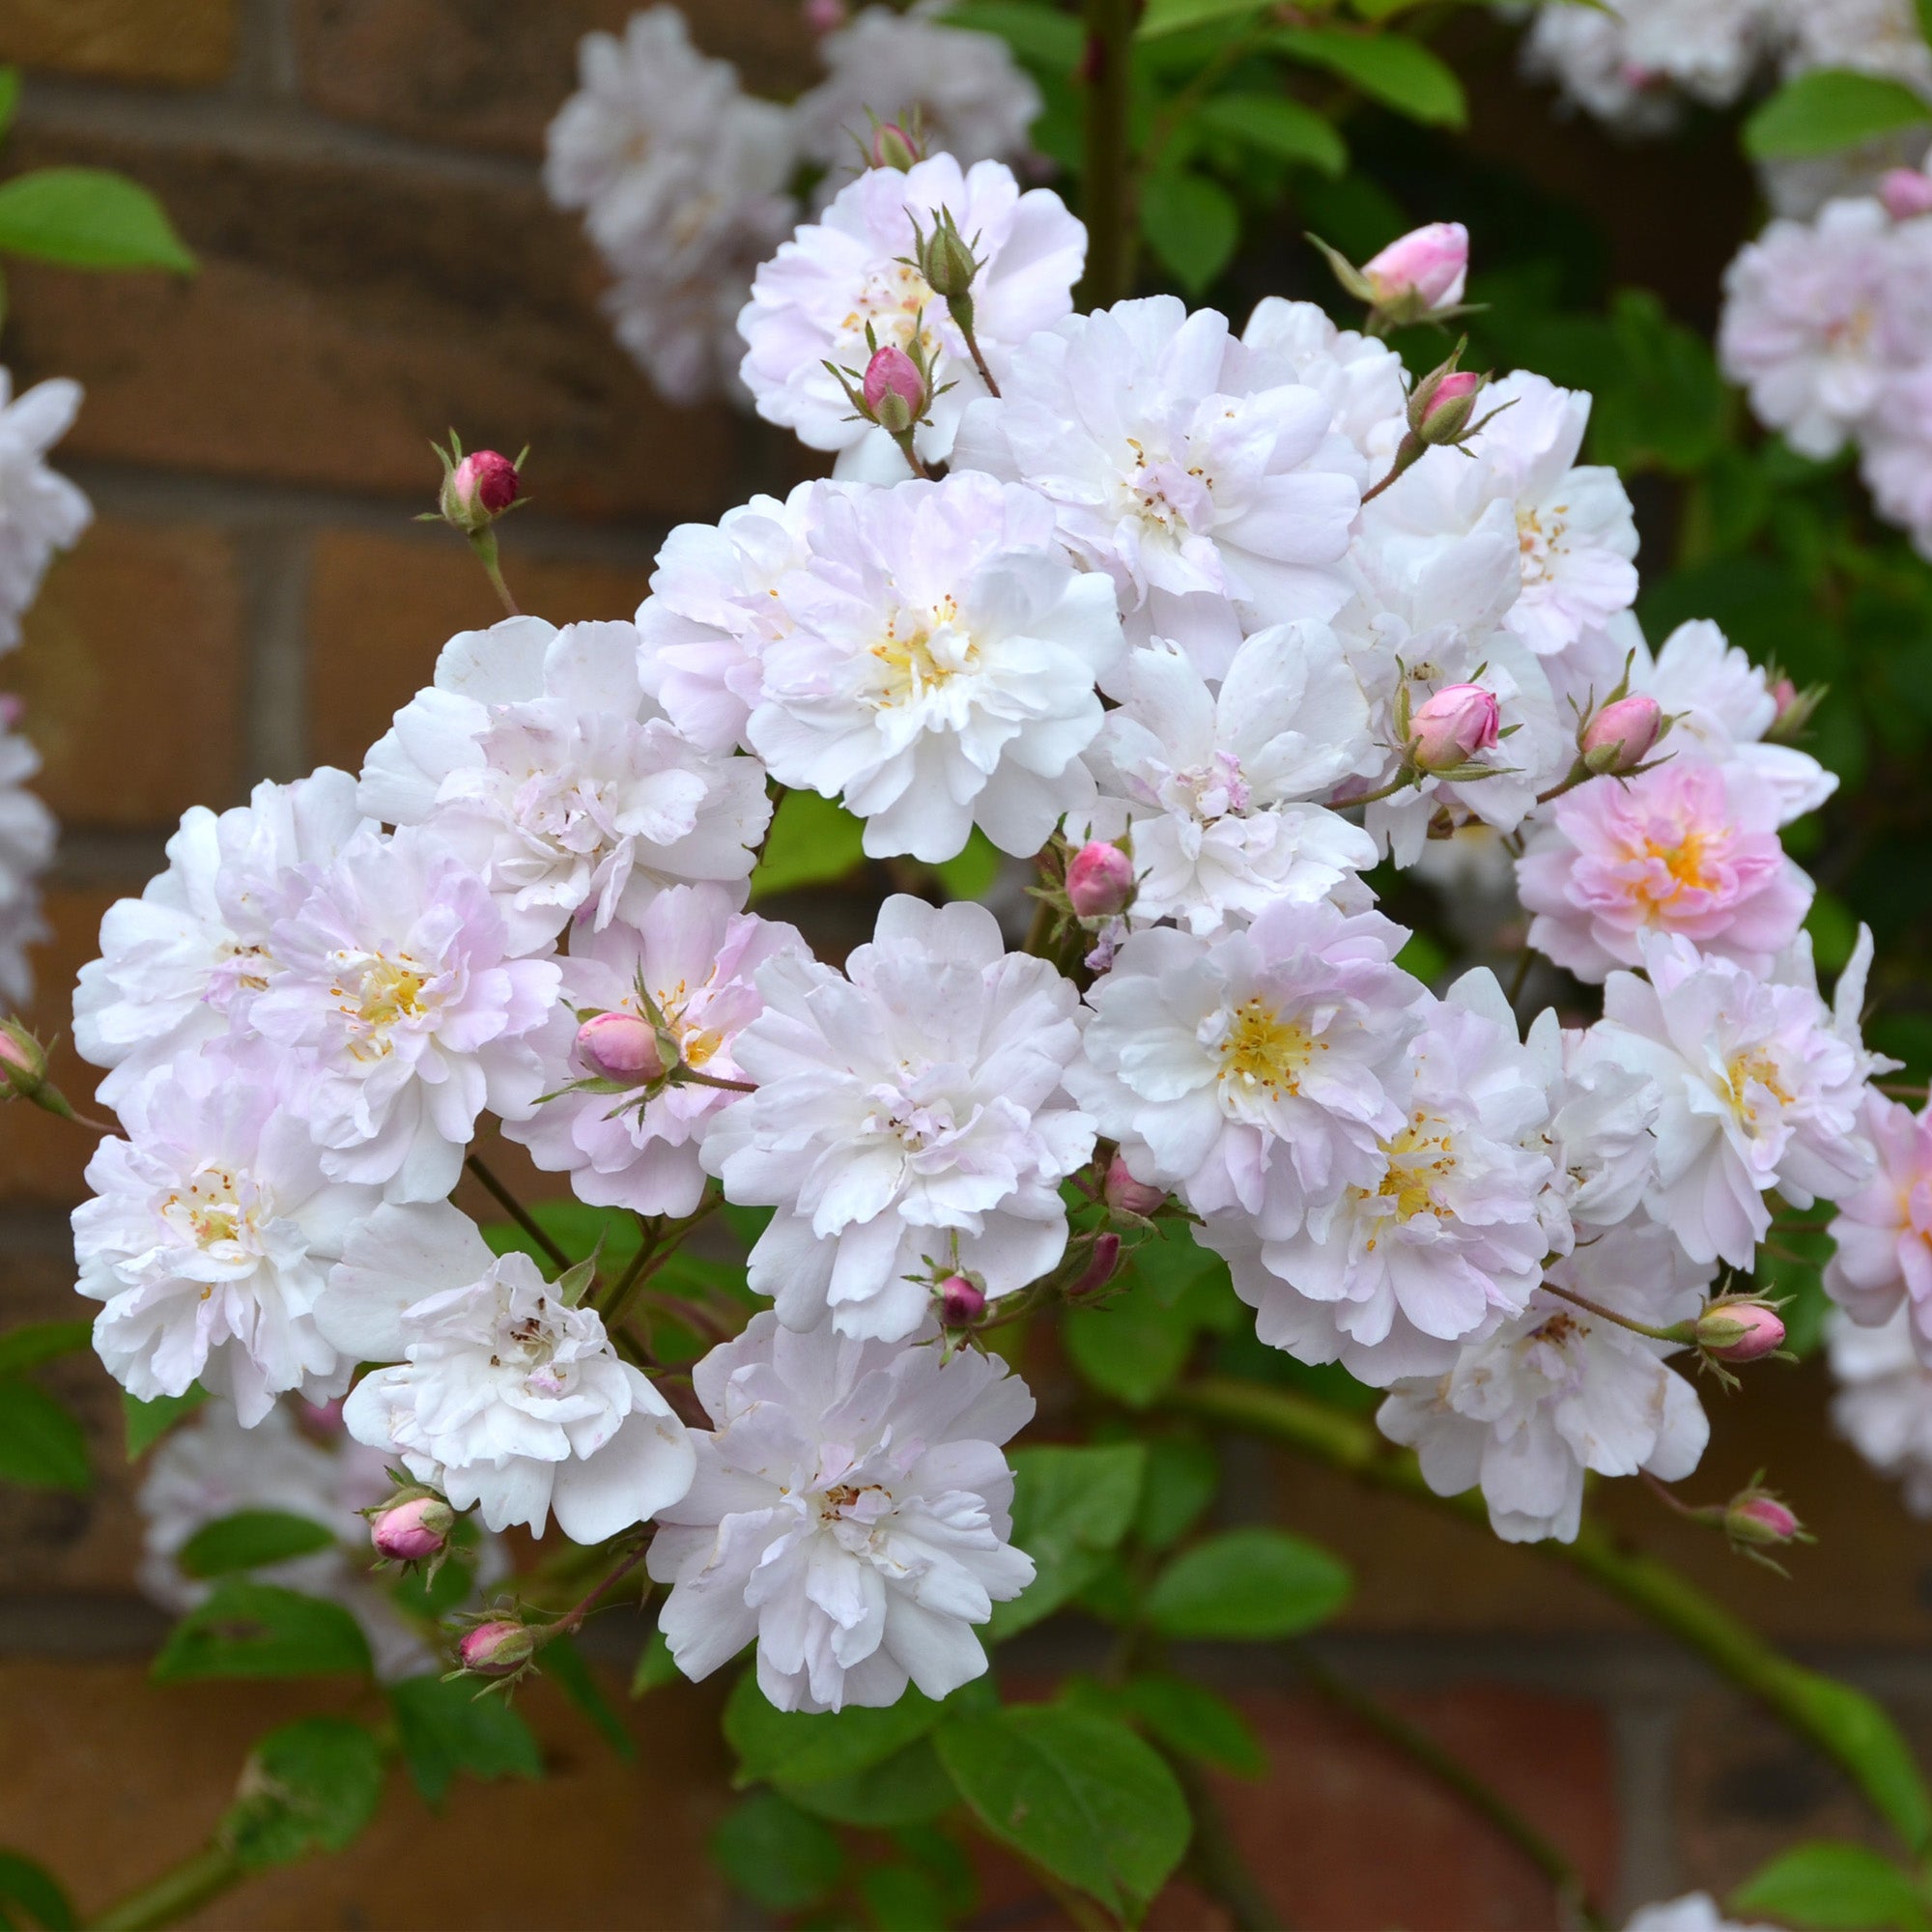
(72, 143, 1906, 1719)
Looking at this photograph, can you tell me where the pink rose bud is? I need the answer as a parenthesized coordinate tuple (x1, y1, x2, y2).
(1068, 1231, 1122, 1298)
(1409, 683, 1499, 771)
(1697, 1302, 1785, 1363)
(576, 1010, 666, 1086)
(804, 0, 847, 31)
(370, 1493, 455, 1563)
(1771, 676, 1798, 713)
(862, 344, 927, 435)
(0, 696, 24, 730)
(1725, 1491, 1804, 1548)
(1363, 221, 1468, 312)
(459, 1619, 536, 1677)
(1065, 840, 1135, 919)
(938, 1273, 986, 1325)
(868, 119, 919, 170)
(1414, 368, 1484, 447)
(1767, 676, 1823, 743)
(1882, 168, 1932, 220)
(1104, 1152, 1166, 1218)
(1581, 693, 1662, 772)
(452, 449, 520, 517)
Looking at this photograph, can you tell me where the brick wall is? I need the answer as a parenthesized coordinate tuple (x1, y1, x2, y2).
(1, 5, 1928, 1927)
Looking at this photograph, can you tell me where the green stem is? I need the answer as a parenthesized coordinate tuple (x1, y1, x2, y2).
(1078, 0, 1140, 311)
(1165, 1376, 1929, 1850)
(469, 527, 519, 617)
(1290, 1646, 1606, 1931)
(88, 1844, 243, 1932)
(1540, 1280, 1690, 1347)
(600, 1192, 724, 1331)
(465, 1153, 571, 1273)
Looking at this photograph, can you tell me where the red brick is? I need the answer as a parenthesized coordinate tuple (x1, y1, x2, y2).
(2, 128, 741, 525)
(305, 526, 656, 776)
(292, 0, 815, 156)
(0, 0, 237, 87)
(15, 518, 246, 828)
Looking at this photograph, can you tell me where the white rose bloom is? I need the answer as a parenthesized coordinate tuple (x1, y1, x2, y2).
(0, 710, 54, 1004)
(649, 1311, 1036, 1713)
(359, 615, 770, 954)
(1829, 1303, 1932, 1516)
(636, 483, 815, 754)
(324, 1201, 695, 1542)
(1631, 617, 1836, 824)
(1239, 297, 1409, 468)
(1520, 0, 1770, 131)
(1065, 900, 1422, 1228)
(1378, 1219, 1714, 1544)
(1526, 1010, 1662, 1235)
(1624, 1893, 1778, 1932)
(747, 473, 1123, 863)
(1366, 372, 1640, 661)
(73, 1041, 381, 1425)
(1591, 930, 1882, 1267)
(250, 826, 561, 1201)
(1824, 1089, 1932, 1344)
(1201, 970, 1561, 1386)
(703, 896, 1094, 1341)
(795, 5, 1041, 196)
(738, 154, 1085, 472)
(137, 1396, 501, 1683)
(73, 768, 371, 1110)
(0, 368, 91, 653)
(953, 295, 1363, 675)
(506, 885, 806, 1218)
(1082, 625, 1378, 935)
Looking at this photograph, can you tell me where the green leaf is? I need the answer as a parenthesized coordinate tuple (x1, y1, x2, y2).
(1137, 0, 1265, 37)
(220, 1719, 385, 1871)
(0, 1379, 89, 1492)
(0, 71, 21, 147)
(1777, 1667, 1932, 1854)
(0, 1851, 74, 1932)
(478, 1200, 641, 1274)
(630, 1626, 681, 1697)
(724, 1665, 948, 1786)
(990, 1442, 1147, 1638)
(934, 1705, 1191, 1918)
(860, 1861, 952, 1932)
(1588, 289, 1730, 477)
(386, 1673, 543, 1808)
(1195, 93, 1346, 174)
(1272, 27, 1466, 127)
(1744, 69, 1932, 161)
(1117, 1674, 1267, 1777)
(1731, 1841, 1930, 1930)
(1145, 1527, 1352, 1639)
(943, 0, 1084, 71)
(1139, 168, 1240, 296)
(0, 167, 195, 271)
(708, 1791, 845, 1913)
(177, 1510, 338, 1579)
(1064, 1282, 1199, 1406)
(1135, 1436, 1220, 1550)
(152, 1580, 373, 1683)
(892, 1824, 978, 1920)
(124, 1384, 208, 1458)
(751, 789, 867, 900)
(932, 827, 1002, 900)
(0, 1321, 90, 1377)
(542, 1634, 637, 1763)
(1918, 0, 1932, 49)
(783, 1737, 960, 1828)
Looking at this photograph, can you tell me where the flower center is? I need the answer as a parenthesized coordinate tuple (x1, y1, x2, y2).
(1516, 504, 1559, 583)
(1217, 998, 1314, 1099)
(334, 952, 429, 1050)
(160, 1165, 265, 1288)
(1122, 439, 1215, 536)
(1358, 1114, 1457, 1241)
(870, 601, 975, 708)
(1159, 749, 1251, 822)
(1725, 1046, 1793, 1122)
(839, 262, 942, 364)
(1639, 828, 1719, 901)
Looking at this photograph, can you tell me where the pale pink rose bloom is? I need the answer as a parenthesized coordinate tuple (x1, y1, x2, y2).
(1517, 763, 1812, 982)
(1362, 222, 1467, 311)
(1826, 1090, 1932, 1353)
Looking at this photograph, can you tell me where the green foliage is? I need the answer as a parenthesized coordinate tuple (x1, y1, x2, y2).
(0, 1851, 74, 1932)
(1134, 1436, 1221, 1549)
(220, 1719, 386, 1871)
(1743, 69, 1932, 161)
(0, 1379, 88, 1492)
(934, 1704, 1191, 1919)
(542, 1635, 638, 1763)
(1195, 94, 1347, 175)
(1144, 1527, 1352, 1639)
(1776, 1667, 1932, 1855)
(386, 1674, 543, 1807)
(1272, 27, 1466, 128)
(177, 1510, 338, 1579)
(479, 1199, 642, 1273)
(1731, 1841, 1931, 1930)
(1139, 167, 1241, 295)
(751, 789, 867, 899)
(783, 1740, 960, 1829)
(124, 1384, 208, 1458)
(724, 1667, 952, 1788)
(0, 1322, 90, 1377)
(0, 168, 194, 270)
(1136, 0, 1265, 39)
(859, 1859, 953, 1932)
(153, 1580, 373, 1683)
(990, 1441, 1147, 1636)
(945, 1, 1084, 71)
(1063, 1226, 1238, 1407)
(1108, 1674, 1268, 1777)
(630, 1626, 680, 1696)
(709, 1791, 846, 1913)
(0, 71, 20, 147)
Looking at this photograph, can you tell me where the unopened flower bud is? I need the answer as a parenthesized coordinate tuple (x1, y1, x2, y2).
(1364, 222, 1468, 313)
(459, 1619, 536, 1677)
(1068, 1231, 1122, 1298)
(441, 449, 520, 532)
(1412, 369, 1484, 446)
(371, 1493, 455, 1563)
(1882, 168, 1932, 221)
(868, 118, 918, 169)
(1767, 676, 1824, 743)
(862, 344, 928, 436)
(1727, 1492, 1802, 1547)
(1409, 683, 1499, 771)
(1065, 840, 1135, 919)
(915, 209, 980, 303)
(0, 1019, 48, 1101)
(1104, 1152, 1166, 1218)
(805, 0, 848, 32)
(1581, 693, 1662, 774)
(576, 1010, 666, 1087)
(938, 1273, 985, 1326)
(0, 695, 24, 730)
(1696, 1301, 1786, 1363)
